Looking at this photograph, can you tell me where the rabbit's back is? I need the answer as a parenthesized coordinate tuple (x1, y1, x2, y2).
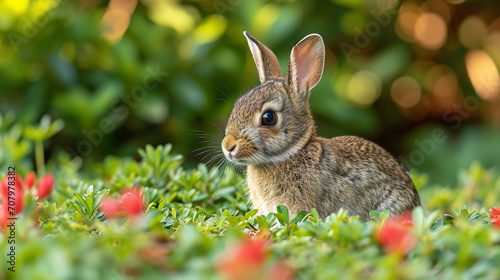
(324, 135, 412, 183)
(247, 135, 420, 221)
(320, 136, 421, 219)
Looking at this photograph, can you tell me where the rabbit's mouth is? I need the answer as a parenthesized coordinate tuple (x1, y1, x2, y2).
(221, 134, 259, 165)
(222, 145, 236, 162)
(221, 146, 249, 166)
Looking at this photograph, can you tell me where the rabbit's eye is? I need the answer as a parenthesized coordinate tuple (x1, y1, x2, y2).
(261, 110, 277, 126)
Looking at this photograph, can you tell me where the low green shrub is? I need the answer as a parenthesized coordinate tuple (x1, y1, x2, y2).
(1, 143, 500, 280)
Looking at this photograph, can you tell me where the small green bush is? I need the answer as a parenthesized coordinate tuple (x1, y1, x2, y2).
(1, 140, 500, 279)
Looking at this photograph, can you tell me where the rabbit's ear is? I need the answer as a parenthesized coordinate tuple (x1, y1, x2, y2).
(285, 34, 325, 99)
(244, 31, 282, 83)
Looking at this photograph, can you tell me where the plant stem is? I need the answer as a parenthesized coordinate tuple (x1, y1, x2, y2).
(35, 141, 45, 175)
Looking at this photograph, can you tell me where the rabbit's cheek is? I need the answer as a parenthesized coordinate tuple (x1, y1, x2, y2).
(234, 140, 258, 159)
(259, 127, 280, 140)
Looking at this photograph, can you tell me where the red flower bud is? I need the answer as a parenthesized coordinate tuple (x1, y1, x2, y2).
(268, 260, 294, 280)
(25, 171, 36, 189)
(14, 174, 23, 191)
(234, 237, 268, 264)
(396, 211, 413, 227)
(37, 173, 55, 199)
(0, 205, 8, 228)
(217, 237, 270, 280)
(490, 207, 500, 228)
(1, 175, 24, 214)
(121, 190, 144, 215)
(376, 220, 418, 255)
(101, 197, 124, 218)
(1, 174, 23, 198)
(100, 188, 145, 219)
(0, 179, 7, 201)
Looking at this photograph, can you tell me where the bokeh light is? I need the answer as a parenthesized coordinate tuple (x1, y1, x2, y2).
(414, 13, 447, 50)
(486, 17, 500, 50)
(465, 50, 500, 101)
(179, 15, 228, 59)
(428, 65, 460, 113)
(143, 0, 197, 35)
(420, 0, 451, 24)
(391, 77, 422, 108)
(102, 0, 138, 43)
(346, 71, 381, 107)
(446, 0, 466, 4)
(0, 0, 29, 18)
(458, 16, 487, 49)
(395, 2, 419, 42)
(254, 4, 279, 36)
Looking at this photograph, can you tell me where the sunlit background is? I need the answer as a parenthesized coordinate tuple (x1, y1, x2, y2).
(1, 0, 499, 185)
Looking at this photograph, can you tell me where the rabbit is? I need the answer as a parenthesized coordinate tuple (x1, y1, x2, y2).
(221, 31, 421, 222)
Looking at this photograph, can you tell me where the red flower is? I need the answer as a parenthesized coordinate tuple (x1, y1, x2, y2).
(1, 175, 24, 215)
(490, 207, 500, 228)
(37, 173, 55, 199)
(0, 205, 8, 228)
(376, 220, 418, 255)
(121, 189, 144, 215)
(395, 212, 413, 227)
(268, 260, 294, 280)
(25, 171, 36, 189)
(100, 188, 145, 218)
(101, 197, 123, 218)
(216, 236, 293, 280)
(0, 178, 8, 201)
(1, 174, 23, 200)
(233, 237, 268, 265)
(217, 237, 268, 280)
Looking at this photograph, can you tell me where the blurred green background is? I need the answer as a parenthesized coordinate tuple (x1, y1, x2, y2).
(1, 0, 499, 185)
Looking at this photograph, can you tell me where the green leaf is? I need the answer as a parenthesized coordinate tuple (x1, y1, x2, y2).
(171, 208, 177, 220)
(72, 201, 86, 216)
(192, 193, 209, 202)
(412, 206, 425, 234)
(290, 211, 310, 224)
(461, 208, 469, 217)
(212, 187, 237, 200)
(275, 213, 288, 227)
(86, 185, 94, 196)
(311, 208, 319, 222)
(165, 192, 178, 203)
(85, 195, 94, 215)
(432, 217, 444, 229)
(73, 192, 87, 209)
(424, 210, 441, 230)
(93, 189, 110, 212)
(369, 210, 380, 219)
(277, 205, 289, 222)
(23, 115, 64, 142)
(245, 209, 258, 220)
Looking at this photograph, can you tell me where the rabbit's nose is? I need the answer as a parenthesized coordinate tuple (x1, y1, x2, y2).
(222, 134, 237, 152)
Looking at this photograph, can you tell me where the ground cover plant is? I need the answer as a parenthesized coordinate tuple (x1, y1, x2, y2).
(1, 118, 500, 279)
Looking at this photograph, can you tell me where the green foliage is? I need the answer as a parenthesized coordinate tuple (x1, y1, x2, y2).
(442, 205, 489, 226)
(369, 209, 391, 222)
(1, 144, 500, 279)
(71, 185, 109, 226)
(23, 115, 65, 143)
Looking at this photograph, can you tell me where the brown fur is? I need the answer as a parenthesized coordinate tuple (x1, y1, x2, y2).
(221, 32, 420, 221)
